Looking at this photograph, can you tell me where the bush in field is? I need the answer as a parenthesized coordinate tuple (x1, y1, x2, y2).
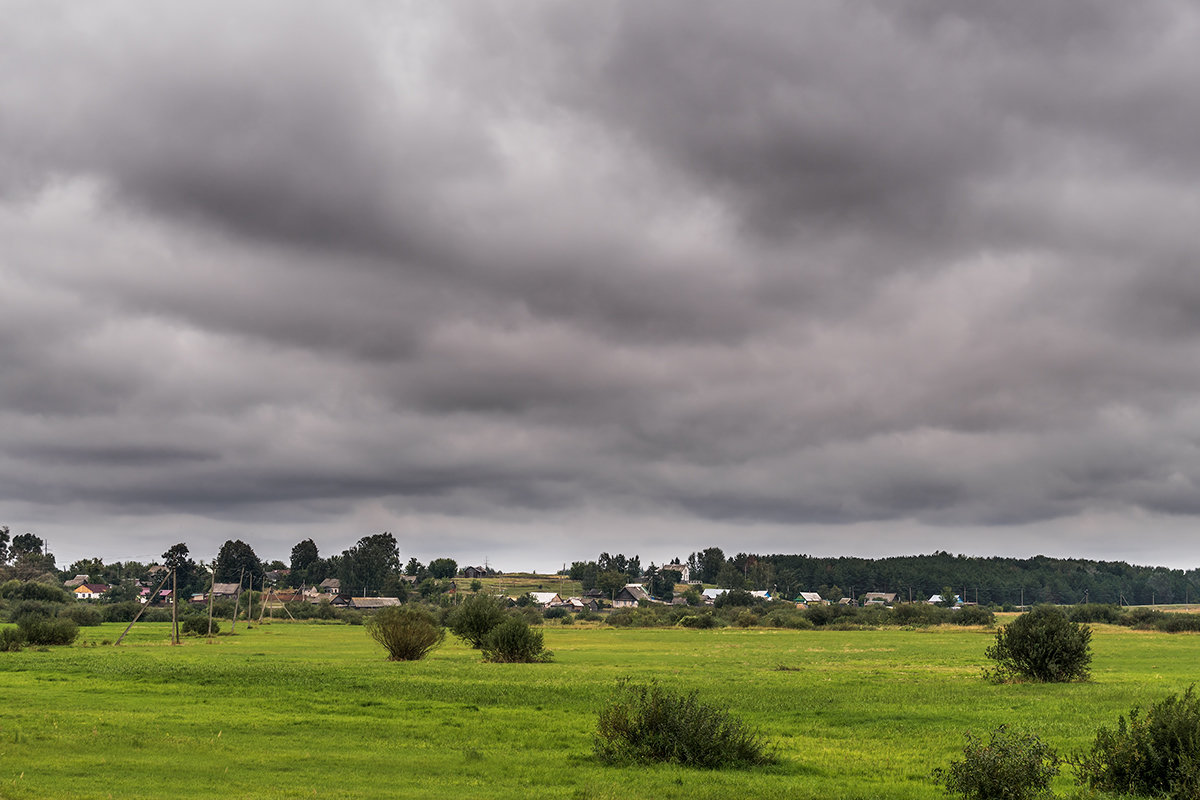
(594, 680, 777, 769)
(58, 604, 102, 627)
(339, 610, 364, 626)
(1155, 614, 1200, 633)
(447, 593, 509, 648)
(543, 607, 569, 620)
(762, 608, 813, 629)
(714, 588, 756, 608)
(9, 599, 63, 625)
(1072, 685, 1200, 799)
(733, 610, 759, 627)
(985, 605, 1091, 683)
(0, 626, 24, 652)
(480, 618, 552, 663)
(366, 605, 444, 661)
(678, 613, 718, 629)
(101, 601, 142, 623)
(18, 616, 79, 646)
(953, 605, 996, 627)
(180, 616, 220, 636)
(934, 725, 1059, 800)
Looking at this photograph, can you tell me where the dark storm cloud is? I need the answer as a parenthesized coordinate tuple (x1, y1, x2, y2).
(3, 1, 1200, 568)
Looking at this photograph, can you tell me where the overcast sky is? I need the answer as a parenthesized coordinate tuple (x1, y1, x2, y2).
(4, 2, 1200, 573)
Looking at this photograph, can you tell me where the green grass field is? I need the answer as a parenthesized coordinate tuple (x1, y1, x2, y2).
(0, 620, 1195, 799)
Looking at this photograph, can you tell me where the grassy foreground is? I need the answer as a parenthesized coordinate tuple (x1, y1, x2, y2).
(0, 621, 1195, 799)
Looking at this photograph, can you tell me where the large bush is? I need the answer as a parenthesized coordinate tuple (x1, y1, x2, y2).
(984, 605, 1092, 682)
(366, 605, 444, 661)
(101, 601, 142, 623)
(0, 626, 24, 652)
(447, 593, 508, 649)
(19, 616, 79, 646)
(480, 618, 552, 663)
(181, 616, 220, 636)
(1072, 685, 1200, 799)
(934, 725, 1059, 800)
(594, 681, 777, 769)
(58, 604, 102, 627)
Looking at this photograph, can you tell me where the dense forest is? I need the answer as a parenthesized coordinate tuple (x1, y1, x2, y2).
(714, 550, 1199, 606)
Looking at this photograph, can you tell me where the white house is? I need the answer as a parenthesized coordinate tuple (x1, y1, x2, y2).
(529, 592, 563, 607)
(72, 583, 109, 600)
(797, 592, 823, 604)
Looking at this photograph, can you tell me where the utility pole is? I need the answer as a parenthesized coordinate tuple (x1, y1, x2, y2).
(206, 564, 216, 637)
(171, 566, 179, 645)
(230, 567, 245, 634)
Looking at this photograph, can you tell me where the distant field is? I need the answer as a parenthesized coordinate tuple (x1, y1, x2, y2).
(1, 621, 1197, 799)
(468, 572, 584, 599)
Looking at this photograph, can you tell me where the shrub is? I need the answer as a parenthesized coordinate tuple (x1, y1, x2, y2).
(180, 616, 220, 636)
(733, 610, 759, 627)
(605, 609, 636, 628)
(558, 613, 575, 625)
(954, 605, 997, 627)
(677, 613, 718, 629)
(480, 618, 552, 663)
(101, 601, 142, 623)
(1072, 685, 1200, 799)
(594, 680, 777, 769)
(543, 607, 569, 620)
(762, 609, 814, 630)
(59, 604, 102, 627)
(18, 616, 79, 646)
(365, 605, 444, 661)
(984, 605, 1092, 682)
(934, 725, 1059, 800)
(9, 599, 62, 625)
(447, 593, 509, 649)
(339, 610, 364, 626)
(0, 626, 24, 652)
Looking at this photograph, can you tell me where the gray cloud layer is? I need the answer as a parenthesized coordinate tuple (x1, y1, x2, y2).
(3, 1, 1200, 568)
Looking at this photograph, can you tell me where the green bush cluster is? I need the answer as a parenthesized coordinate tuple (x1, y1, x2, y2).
(480, 618, 553, 663)
(985, 605, 1092, 683)
(1068, 603, 1200, 632)
(180, 616, 220, 636)
(594, 681, 777, 769)
(934, 725, 1059, 800)
(19, 617, 79, 646)
(447, 593, 509, 648)
(58, 604, 102, 627)
(1072, 685, 1200, 799)
(365, 605, 444, 661)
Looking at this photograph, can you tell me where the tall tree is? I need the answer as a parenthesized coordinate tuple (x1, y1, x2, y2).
(0, 525, 9, 565)
(215, 539, 263, 584)
(698, 547, 725, 583)
(428, 558, 458, 579)
(339, 532, 401, 596)
(289, 538, 320, 586)
(161, 543, 200, 597)
(11, 532, 44, 558)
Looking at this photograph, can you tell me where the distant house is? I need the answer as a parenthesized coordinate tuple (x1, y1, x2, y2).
(64, 574, 90, 589)
(863, 593, 897, 606)
(461, 566, 487, 580)
(701, 588, 727, 603)
(838, 597, 856, 606)
(663, 559, 691, 583)
(796, 592, 824, 605)
(583, 588, 606, 600)
(319, 578, 341, 595)
(564, 597, 599, 612)
(928, 594, 961, 606)
(347, 597, 402, 610)
(73, 583, 109, 600)
(211, 583, 241, 598)
(264, 569, 289, 584)
(529, 592, 562, 607)
(272, 590, 303, 604)
(750, 590, 771, 601)
(612, 584, 652, 608)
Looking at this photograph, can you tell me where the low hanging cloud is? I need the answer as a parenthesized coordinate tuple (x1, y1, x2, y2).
(3, 1, 1200, 569)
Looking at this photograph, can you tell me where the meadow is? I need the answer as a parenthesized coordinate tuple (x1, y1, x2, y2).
(0, 619, 1196, 799)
